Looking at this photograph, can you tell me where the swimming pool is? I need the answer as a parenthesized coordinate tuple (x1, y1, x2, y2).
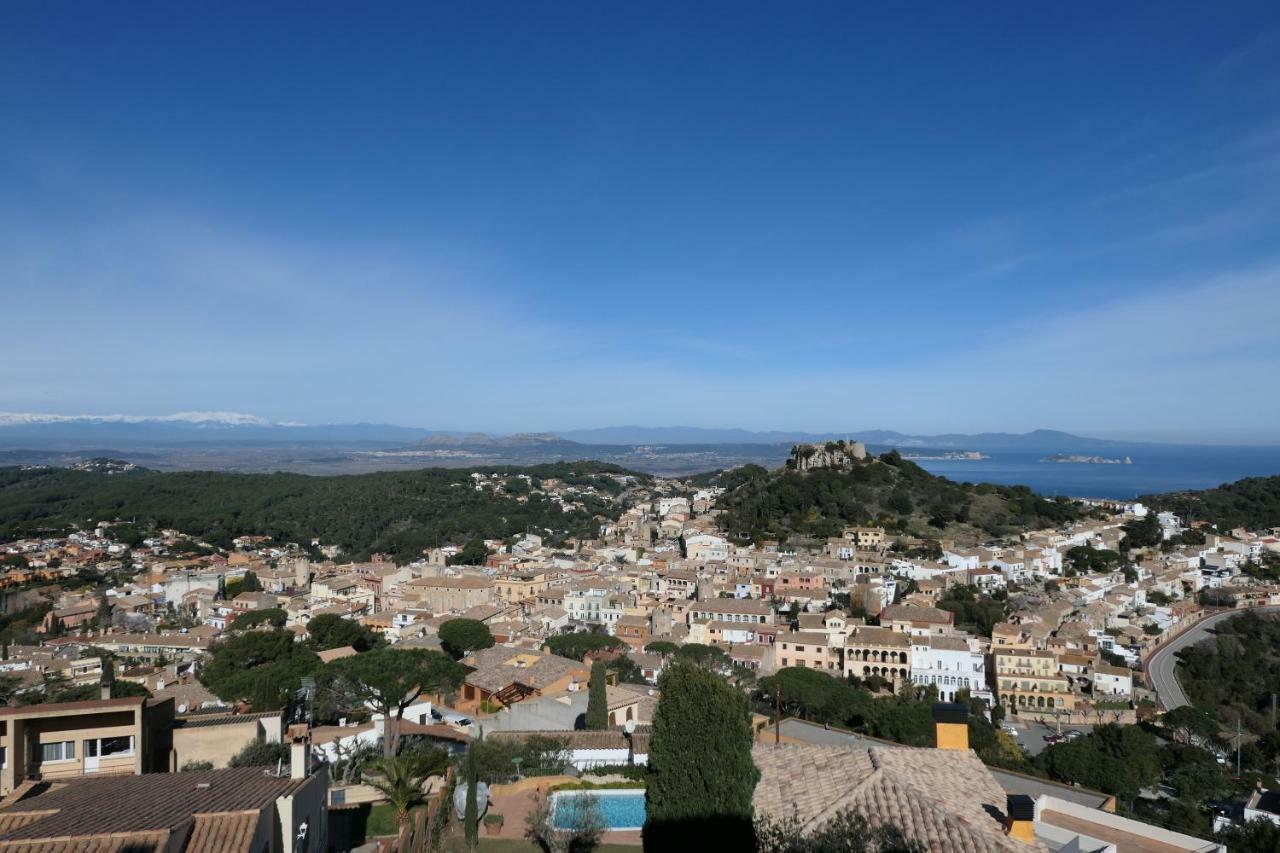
(550, 789, 646, 831)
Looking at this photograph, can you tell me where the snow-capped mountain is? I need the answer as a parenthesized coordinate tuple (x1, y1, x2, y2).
(0, 412, 435, 447)
(0, 411, 275, 427)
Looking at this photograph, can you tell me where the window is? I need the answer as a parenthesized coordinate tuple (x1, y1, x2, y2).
(94, 736, 134, 758)
(41, 741, 75, 762)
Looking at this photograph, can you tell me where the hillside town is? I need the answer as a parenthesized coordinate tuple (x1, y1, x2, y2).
(2, 455, 1280, 851)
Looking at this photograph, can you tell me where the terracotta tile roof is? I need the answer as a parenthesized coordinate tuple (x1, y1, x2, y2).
(0, 830, 170, 851)
(488, 729, 651, 753)
(0, 768, 308, 843)
(462, 648, 585, 693)
(752, 743, 1045, 853)
(184, 810, 262, 853)
(173, 710, 279, 729)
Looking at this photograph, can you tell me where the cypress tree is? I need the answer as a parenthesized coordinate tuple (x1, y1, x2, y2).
(463, 745, 479, 849)
(644, 660, 759, 852)
(586, 658, 608, 730)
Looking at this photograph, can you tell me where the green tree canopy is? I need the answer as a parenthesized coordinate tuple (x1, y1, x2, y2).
(673, 643, 728, 670)
(327, 648, 466, 755)
(542, 632, 625, 661)
(438, 618, 495, 659)
(203, 629, 321, 710)
(586, 659, 608, 731)
(229, 738, 291, 768)
(228, 608, 287, 632)
(306, 613, 384, 652)
(644, 661, 759, 851)
(448, 539, 491, 566)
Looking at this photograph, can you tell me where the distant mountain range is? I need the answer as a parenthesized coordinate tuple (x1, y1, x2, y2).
(551, 425, 1138, 452)
(0, 412, 434, 447)
(0, 411, 1165, 453)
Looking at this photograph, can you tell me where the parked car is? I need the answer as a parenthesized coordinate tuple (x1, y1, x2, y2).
(443, 713, 474, 729)
(1043, 733, 1064, 744)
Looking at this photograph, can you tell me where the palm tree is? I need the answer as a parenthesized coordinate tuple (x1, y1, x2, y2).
(365, 756, 430, 827)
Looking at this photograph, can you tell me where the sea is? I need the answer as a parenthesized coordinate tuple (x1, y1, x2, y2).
(910, 445, 1280, 500)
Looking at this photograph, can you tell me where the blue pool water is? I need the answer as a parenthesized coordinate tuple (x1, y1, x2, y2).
(551, 790, 646, 831)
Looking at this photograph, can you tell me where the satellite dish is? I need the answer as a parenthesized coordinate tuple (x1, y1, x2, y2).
(178, 703, 188, 714)
(624, 719, 637, 734)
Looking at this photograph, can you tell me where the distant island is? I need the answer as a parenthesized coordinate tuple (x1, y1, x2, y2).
(1041, 453, 1132, 465)
(901, 450, 988, 461)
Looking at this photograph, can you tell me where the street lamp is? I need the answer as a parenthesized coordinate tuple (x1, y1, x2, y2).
(512, 756, 523, 780)
(624, 719, 637, 766)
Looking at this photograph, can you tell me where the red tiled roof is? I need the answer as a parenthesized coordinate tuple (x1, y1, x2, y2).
(185, 810, 262, 853)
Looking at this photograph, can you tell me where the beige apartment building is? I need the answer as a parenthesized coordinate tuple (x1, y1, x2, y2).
(494, 570, 557, 604)
(774, 631, 836, 672)
(994, 649, 1075, 713)
(843, 626, 912, 688)
(0, 695, 174, 793)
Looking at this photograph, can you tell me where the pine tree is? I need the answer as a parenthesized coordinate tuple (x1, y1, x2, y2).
(463, 745, 479, 850)
(644, 660, 759, 852)
(586, 658, 608, 730)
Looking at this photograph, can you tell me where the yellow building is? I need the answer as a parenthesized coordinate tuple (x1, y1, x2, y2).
(994, 649, 1075, 713)
(494, 570, 555, 604)
(843, 626, 912, 688)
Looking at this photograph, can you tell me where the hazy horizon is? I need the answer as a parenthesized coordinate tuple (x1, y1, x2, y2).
(1, 409, 1278, 447)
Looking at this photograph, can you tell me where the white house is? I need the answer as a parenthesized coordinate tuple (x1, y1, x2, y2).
(909, 635, 989, 703)
(1091, 663, 1133, 699)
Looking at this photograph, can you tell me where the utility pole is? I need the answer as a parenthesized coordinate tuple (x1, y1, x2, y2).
(774, 684, 781, 745)
(1235, 718, 1243, 778)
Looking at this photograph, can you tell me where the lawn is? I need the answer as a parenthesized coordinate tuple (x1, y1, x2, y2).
(365, 803, 428, 838)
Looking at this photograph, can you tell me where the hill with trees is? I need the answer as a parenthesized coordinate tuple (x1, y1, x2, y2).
(0, 461, 644, 559)
(711, 448, 1085, 543)
(1143, 474, 1280, 532)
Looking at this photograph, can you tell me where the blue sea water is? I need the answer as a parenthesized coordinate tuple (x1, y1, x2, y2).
(551, 790, 646, 830)
(912, 445, 1280, 500)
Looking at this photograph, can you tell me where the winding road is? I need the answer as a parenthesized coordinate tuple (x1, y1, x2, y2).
(1145, 607, 1280, 709)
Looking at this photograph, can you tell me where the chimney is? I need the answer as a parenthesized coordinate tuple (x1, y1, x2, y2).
(288, 723, 311, 780)
(1005, 794, 1036, 842)
(931, 702, 969, 751)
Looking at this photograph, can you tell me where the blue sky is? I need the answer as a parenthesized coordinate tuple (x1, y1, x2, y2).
(3, 3, 1279, 441)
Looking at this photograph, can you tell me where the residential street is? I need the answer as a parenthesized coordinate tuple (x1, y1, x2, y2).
(1145, 607, 1280, 710)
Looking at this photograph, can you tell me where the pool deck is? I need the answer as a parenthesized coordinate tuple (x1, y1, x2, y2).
(486, 786, 643, 846)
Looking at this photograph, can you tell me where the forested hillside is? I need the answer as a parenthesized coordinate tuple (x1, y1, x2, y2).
(1144, 475, 1280, 532)
(0, 461, 643, 558)
(713, 450, 1085, 543)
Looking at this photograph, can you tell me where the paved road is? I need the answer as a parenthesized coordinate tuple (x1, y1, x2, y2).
(1146, 607, 1280, 710)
